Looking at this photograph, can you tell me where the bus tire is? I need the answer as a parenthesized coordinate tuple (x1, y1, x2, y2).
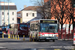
(53, 40, 55, 42)
(45, 40, 49, 42)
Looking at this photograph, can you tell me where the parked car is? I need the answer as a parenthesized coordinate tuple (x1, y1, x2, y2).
(0, 30, 3, 35)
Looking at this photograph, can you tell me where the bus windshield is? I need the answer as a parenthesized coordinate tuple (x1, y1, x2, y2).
(20, 24, 28, 31)
(20, 24, 27, 27)
(40, 23, 58, 33)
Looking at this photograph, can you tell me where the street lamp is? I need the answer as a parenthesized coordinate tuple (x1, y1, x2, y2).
(0, 0, 2, 26)
(4, 0, 5, 27)
(7, 0, 9, 25)
(7, 0, 10, 29)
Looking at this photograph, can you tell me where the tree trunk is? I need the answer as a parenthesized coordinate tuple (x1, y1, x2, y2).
(61, 24, 63, 39)
(68, 24, 71, 39)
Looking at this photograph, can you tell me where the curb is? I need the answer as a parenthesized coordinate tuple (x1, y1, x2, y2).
(58, 39, 73, 41)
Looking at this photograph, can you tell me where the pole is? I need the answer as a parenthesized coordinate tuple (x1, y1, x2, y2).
(4, 0, 5, 26)
(23, 35, 25, 41)
(18, 35, 19, 40)
(8, 0, 9, 25)
(7, 0, 10, 38)
(13, 34, 14, 39)
(0, 1, 1, 26)
(2, 33, 4, 38)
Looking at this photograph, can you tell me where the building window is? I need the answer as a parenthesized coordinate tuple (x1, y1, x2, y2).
(72, 0, 75, 8)
(73, 4, 75, 8)
(7, 12, 9, 15)
(2, 17, 4, 21)
(32, 13, 34, 17)
(12, 12, 14, 15)
(2, 12, 4, 15)
(12, 18, 14, 20)
(26, 13, 28, 16)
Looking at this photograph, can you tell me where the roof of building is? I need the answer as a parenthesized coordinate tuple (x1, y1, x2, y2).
(21, 6, 40, 11)
(17, 11, 21, 14)
(44, 0, 49, 3)
(0, 5, 17, 10)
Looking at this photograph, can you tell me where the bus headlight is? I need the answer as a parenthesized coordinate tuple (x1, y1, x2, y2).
(39, 34, 42, 36)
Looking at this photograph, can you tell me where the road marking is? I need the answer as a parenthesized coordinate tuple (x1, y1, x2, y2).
(0, 47, 7, 49)
(54, 49, 61, 50)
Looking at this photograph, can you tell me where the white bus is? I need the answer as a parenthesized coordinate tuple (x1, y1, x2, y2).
(29, 19, 58, 42)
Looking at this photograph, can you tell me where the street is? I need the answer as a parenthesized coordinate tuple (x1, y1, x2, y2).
(0, 36, 74, 50)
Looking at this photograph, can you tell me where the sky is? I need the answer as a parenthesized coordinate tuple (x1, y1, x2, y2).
(1, 0, 41, 11)
(1, 0, 34, 11)
(11, 0, 34, 11)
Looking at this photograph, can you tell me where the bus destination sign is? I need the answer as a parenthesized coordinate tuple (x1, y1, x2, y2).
(40, 20, 57, 23)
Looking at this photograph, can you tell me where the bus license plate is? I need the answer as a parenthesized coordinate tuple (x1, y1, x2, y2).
(46, 38, 51, 39)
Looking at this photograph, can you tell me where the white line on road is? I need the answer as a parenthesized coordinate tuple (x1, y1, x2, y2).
(0, 47, 7, 49)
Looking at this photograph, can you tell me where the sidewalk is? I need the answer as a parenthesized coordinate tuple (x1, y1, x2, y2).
(0, 46, 8, 50)
(58, 39, 73, 41)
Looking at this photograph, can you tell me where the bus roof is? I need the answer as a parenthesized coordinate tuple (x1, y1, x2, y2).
(30, 19, 57, 21)
(30, 19, 58, 23)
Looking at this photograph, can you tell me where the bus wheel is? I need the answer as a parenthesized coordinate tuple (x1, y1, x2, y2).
(45, 40, 49, 42)
(53, 40, 55, 42)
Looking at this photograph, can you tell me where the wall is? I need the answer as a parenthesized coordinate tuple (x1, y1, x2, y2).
(0, 2, 15, 5)
(21, 10, 37, 23)
(0, 10, 17, 26)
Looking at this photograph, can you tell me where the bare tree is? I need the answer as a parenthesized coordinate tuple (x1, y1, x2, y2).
(30, 0, 51, 19)
(51, 0, 74, 39)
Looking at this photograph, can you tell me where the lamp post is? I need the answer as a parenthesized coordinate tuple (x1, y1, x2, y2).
(7, 0, 10, 38)
(8, 0, 9, 25)
(4, 0, 5, 27)
(0, 0, 1, 26)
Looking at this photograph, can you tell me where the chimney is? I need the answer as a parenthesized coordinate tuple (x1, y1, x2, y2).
(44, 0, 49, 3)
(24, 5, 26, 8)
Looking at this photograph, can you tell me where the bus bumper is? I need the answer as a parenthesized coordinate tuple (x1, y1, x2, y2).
(39, 37, 58, 40)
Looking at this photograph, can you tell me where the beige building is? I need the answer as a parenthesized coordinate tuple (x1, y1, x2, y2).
(17, 6, 42, 23)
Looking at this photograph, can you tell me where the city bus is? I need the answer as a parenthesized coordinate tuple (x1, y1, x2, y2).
(29, 19, 58, 42)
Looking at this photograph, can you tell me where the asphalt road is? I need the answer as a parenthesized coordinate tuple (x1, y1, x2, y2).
(0, 35, 74, 50)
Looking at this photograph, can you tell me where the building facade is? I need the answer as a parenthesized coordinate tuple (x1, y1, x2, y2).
(18, 6, 42, 23)
(0, 2, 17, 26)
